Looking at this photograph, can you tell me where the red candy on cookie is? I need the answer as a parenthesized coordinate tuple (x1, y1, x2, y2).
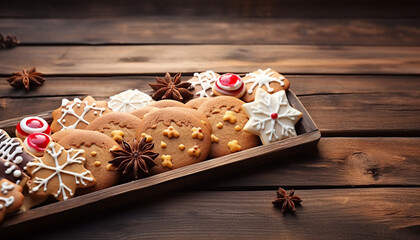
(24, 133, 51, 157)
(212, 73, 246, 98)
(16, 116, 51, 141)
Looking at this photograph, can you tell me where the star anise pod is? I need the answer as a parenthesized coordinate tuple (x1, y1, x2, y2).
(149, 72, 194, 102)
(0, 34, 20, 49)
(272, 187, 302, 213)
(6, 67, 46, 91)
(109, 138, 159, 179)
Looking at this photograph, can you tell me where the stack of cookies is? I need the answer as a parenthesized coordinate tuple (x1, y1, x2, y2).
(0, 68, 303, 222)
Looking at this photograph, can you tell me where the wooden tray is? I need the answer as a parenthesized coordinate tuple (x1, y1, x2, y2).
(0, 90, 320, 235)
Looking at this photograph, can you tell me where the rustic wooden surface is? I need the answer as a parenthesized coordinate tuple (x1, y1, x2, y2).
(0, 1, 419, 239)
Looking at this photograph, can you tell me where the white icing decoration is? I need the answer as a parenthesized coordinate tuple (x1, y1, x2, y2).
(191, 70, 219, 98)
(0, 181, 15, 210)
(57, 98, 106, 131)
(242, 89, 302, 144)
(19, 116, 49, 135)
(27, 142, 93, 200)
(13, 169, 22, 178)
(108, 89, 154, 113)
(244, 68, 285, 94)
(0, 131, 27, 167)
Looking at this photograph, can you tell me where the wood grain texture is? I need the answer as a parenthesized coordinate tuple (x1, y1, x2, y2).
(10, 188, 420, 240)
(213, 137, 420, 188)
(2, 0, 420, 18)
(2, 18, 420, 46)
(1, 45, 420, 75)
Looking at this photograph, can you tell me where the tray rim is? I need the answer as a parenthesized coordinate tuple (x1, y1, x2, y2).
(0, 90, 321, 234)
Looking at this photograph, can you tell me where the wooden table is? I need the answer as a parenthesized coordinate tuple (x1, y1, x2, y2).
(0, 1, 419, 239)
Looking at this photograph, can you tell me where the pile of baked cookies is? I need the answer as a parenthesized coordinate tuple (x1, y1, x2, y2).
(0, 68, 303, 222)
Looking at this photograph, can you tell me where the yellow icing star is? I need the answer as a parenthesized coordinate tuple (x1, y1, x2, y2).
(140, 133, 153, 143)
(191, 127, 204, 140)
(161, 155, 173, 169)
(228, 140, 241, 153)
(187, 145, 201, 157)
(111, 130, 125, 143)
(216, 122, 224, 129)
(223, 111, 237, 124)
(162, 126, 180, 138)
(211, 134, 219, 143)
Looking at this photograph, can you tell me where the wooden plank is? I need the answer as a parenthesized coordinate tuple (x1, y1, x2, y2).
(2, 18, 420, 46)
(7, 188, 420, 239)
(213, 137, 420, 188)
(1, 45, 420, 75)
(1, 0, 420, 18)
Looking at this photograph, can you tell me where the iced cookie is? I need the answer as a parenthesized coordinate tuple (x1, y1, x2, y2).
(212, 73, 246, 98)
(188, 70, 220, 98)
(241, 68, 290, 102)
(15, 116, 51, 141)
(242, 89, 302, 144)
(0, 158, 26, 185)
(86, 112, 142, 143)
(26, 142, 96, 201)
(148, 99, 190, 109)
(108, 89, 154, 113)
(0, 179, 24, 217)
(136, 108, 211, 174)
(109, 137, 159, 180)
(149, 72, 194, 103)
(0, 129, 37, 171)
(186, 98, 208, 110)
(51, 96, 112, 133)
(24, 133, 51, 157)
(197, 96, 260, 158)
(57, 130, 120, 193)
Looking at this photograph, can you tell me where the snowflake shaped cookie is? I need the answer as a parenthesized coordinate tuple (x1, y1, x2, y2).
(26, 142, 96, 201)
(108, 89, 154, 113)
(189, 70, 220, 98)
(242, 88, 302, 145)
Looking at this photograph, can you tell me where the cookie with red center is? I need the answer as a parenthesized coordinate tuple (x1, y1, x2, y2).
(23, 133, 51, 157)
(15, 116, 51, 141)
(212, 74, 247, 98)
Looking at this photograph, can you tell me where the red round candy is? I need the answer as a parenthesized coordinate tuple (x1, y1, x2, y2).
(271, 113, 278, 119)
(26, 118, 44, 129)
(26, 133, 51, 151)
(219, 74, 241, 87)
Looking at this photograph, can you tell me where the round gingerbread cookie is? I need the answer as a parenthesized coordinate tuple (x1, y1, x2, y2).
(51, 96, 112, 133)
(170, 107, 212, 132)
(57, 130, 120, 193)
(197, 96, 260, 158)
(241, 68, 290, 102)
(130, 106, 159, 119)
(85, 112, 141, 144)
(188, 70, 220, 98)
(136, 108, 211, 174)
(50, 129, 89, 142)
(186, 98, 208, 110)
(147, 99, 190, 109)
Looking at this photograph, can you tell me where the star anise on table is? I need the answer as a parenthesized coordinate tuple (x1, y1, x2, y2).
(6, 67, 46, 91)
(0, 34, 20, 49)
(149, 72, 194, 102)
(272, 187, 302, 213)
(109, 137, 159, 180)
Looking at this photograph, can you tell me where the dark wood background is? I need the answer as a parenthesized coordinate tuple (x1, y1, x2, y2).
(0, 0, 419, 239)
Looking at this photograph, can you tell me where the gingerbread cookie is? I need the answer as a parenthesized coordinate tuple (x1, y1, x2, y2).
(197, 96, 260, 158)
(15, 116, 51, 141)
(0, 158, 26, 185)
(136, 108, 211, 174)
(0, 179, 24, 219)
(148, 99, 190, 109)
(0, 129, 36, 171)
(212, 73, 246, 98)
(241, 68, 290, 102)
(51, 96, 112, 133)
(23, 133, 51, 157)
(149, 72, 194, 103)
(108, 89, 154, 113)
(86, 112, 142, 144)
(26, 142, 96, 201)
(186, 98, 208, 110)
(188, 70, 220, 98)
(243, 89, 302, 144)
(57, 130, 120, 193)
(130, 106, 158, 119)
(50, 129, 88, 142)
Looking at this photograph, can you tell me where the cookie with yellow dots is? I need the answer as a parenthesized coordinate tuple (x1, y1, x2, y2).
(197, 96, 260, 158)
(56, 130, 120, 194)
(85, 112, 141, 144)
(136, 108, 211, 174)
